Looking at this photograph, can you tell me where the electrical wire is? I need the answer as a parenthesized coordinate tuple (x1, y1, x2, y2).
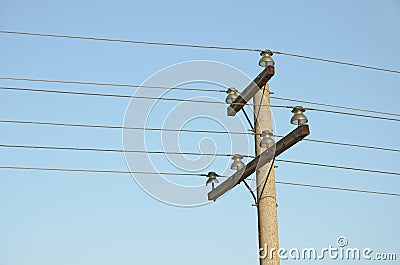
(0, 86, 227, 105)
(302, 138, 400, 153)
(276, 159, 400, 176)
(2, 85, 399, 122)
(271, 96, 400, 117)
(0, 165, 206, 176)
(0, 165, 398, 197)
(273, 134, 400, 153)
(2, 143, 399, 176)
(275, 103, 400, 122)
(272, 51, 400, 74)
(0, 77, 225, 93)
(0, 119, 254, 135)
(0, 143, 246, 157)
(242, 180, 257, 205)
(242, 108, 255, 131)
(307, 107, 400, 122)
(1, 30, 399, 74)
(1, 30, 398, 199)
(0, 30, 261, 52)
(1, 77, 398, 118)
(254, 85, 268, 128)
(257, 157, 276, 204)
(1, 119, 398, 152)
(0, 85, 286, 107)
(275, 181, 400, 197)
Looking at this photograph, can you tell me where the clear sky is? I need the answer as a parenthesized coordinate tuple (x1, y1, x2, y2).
(0, 0, 399, 264)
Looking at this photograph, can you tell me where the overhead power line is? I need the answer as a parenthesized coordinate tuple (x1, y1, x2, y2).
(1, 119, 399, 152)
(276, 159, 400, 176)
(0, 165, 207, 176)
(275, 181, 400, 197)
(0, 143, 242, 157)
(301, 138, 400, 153)
(0, 30, 261, 52)
(0, 30, 399, 74)
(271, 51, 400, 74)
(0, 85, 285, 107)
(0, 119, 253, 135)
(0, 165, 398, 197)
(0, 77, 224, 93)
(274, 134, 400, 153)
(1, 85, 399, 122)
(1, 76, 399, 118)
(307, 107, 400, 122)
(271, 96, 400, 117)
(1, 143, 399, 176)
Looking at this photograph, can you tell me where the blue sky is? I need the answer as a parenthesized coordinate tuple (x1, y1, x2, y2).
(0, 0, 399, 264)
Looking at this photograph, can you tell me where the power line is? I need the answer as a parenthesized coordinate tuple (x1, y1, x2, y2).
(0, 86, 229, 105)
(2, 85, 399, 122)
(302, 138, 400, 153)
(276, 159, 400, 176)
(0, 165, 206, 176)
(0, 143, 244, 157)
(1, 143, 399, 176)
(1, 119, 399, 152)
(0, 30, 261, 52)
(0, 77, 224, 93)
(274, 134, 400, 153)
(1, 76, 398, 119)
(0, 165, 398, 197)
(271, 96, 400, 117)
(0, 119, 254, 135)
(272, 51, 400, 74)
(0, 85, 286, 107)
(307, 107, 400, 122)
(275, 181, 400, 197)
(1, 30, 399, 74)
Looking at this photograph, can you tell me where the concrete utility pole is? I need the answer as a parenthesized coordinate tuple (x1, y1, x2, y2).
(253, 83, 280, 265)
(207, 50, 310, 265)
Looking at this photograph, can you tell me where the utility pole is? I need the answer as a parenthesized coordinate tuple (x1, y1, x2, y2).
(253, 83, 280, 265)
(207, 50, 310, 265)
